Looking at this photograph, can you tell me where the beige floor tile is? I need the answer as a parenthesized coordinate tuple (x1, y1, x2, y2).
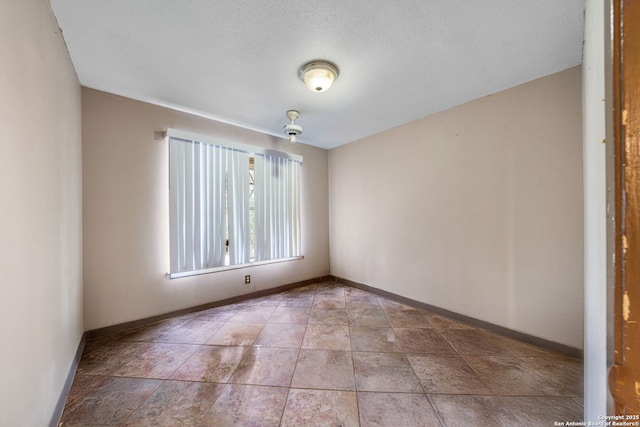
(76, 341, 146, 376)
(170, 345, 247, 382)
(229, 347, 299, 386)
(346, 301, 382, 311)
(394, 328, 457, 354)
(288, 283, 318, 293)
(439, 328, 512, 355)
(429, 394, 521, 427)
(385, 309, 434, 328)
(346, 295, 381, 309)
(350, 326, 403, 352)
(484, 331, 561, 356)
(194, 305, 240, 321)
(312, 294, 347, 309)
(425, 314, 474, 330)
(113, 342, 199, 379)
(61, 282, 585, 426)
(206, 384, 289, 427)
(120, 318, 190, 343)
(315, 283, 346, 296)
(278, 288, 315, 307)
(278, 296, 315, 308)
(291, 349, 356, 390)
(348, 307, 390, 327)
(345, 287, 378, 300)
(154, 319, 225, 344)
(501, 396, 584, 425)
(60, 377, 162, 427)
(205, 321, 264, 346)
(463, 355, 559, 396)
(407, 354, 492, 394)
(376, 297, 414, 311)
(229, 305, 277, 322)
(358, 392, 441, 427)
(267, 306, 311, 324)
(64, 375, 108, 408)
(281, 389, 359, 427)
(253, 323, 306, 348)
(121, 380, 224, 426)
(519, 355, 584, 396)
(243, 294, 282, 306)
(308, 307, 349, 325)
(302, 324, 351, 351)
(353, 352, 423, 392)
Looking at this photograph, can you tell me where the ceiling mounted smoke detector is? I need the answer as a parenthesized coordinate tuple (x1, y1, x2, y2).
(299, 60, 339, 92)
(283, 110, 302, 144)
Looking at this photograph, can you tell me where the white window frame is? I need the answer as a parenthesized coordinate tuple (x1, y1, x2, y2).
(167, 128, 303, 279)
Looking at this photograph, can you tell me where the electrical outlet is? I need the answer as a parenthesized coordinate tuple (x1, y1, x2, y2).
(244, 275, 251, 284)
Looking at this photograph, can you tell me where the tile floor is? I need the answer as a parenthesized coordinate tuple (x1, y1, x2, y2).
(60, 282, 584, 426)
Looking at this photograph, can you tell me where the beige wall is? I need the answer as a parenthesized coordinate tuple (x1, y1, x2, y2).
(82, 89, 330, 330)
(329, 66, 584, 349)
(0, 0, 83, 425)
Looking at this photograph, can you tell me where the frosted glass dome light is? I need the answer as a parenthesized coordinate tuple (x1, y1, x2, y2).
(299, 60, 339, 92)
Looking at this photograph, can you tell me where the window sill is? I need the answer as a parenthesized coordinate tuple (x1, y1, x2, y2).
(167, 256, 304, 279)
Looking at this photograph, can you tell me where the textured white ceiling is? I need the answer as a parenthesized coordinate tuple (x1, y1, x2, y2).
(50, 0, 585, 149)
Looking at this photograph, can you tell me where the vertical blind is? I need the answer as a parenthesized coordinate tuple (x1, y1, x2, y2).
(253, 154, 301, 262)
(168, 129, 302, 277)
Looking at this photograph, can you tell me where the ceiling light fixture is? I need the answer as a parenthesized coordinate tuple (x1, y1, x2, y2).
(283, 110, 302, 144)
(298, 60, 339, 92)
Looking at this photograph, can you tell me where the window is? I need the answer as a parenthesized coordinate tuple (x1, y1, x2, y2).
(167, 129, 302, 278)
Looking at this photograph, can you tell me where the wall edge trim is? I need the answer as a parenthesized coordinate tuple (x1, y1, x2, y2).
(84, 273, 582, 359)
(49, 333, 86, 427)
(330, 275, 583, 359)
(85, 276, 333, 339)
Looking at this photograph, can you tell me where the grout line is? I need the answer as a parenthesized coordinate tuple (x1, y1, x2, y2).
(64, 281, 583, 425)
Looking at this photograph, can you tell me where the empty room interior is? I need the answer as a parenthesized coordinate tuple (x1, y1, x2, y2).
(1, 0, 617, 426)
